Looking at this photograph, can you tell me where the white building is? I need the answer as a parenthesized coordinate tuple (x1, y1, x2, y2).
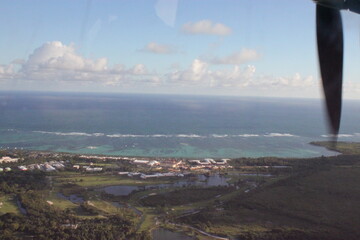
(44, 164, 56, 172)
(0, 156, 19, 163)
(133, 160, 149, 164)
(18, 166, 28, 171)
(85, 167, 103, 172)
(148, 160, 160, 166)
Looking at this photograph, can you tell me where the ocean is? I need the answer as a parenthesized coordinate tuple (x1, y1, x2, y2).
(1, 91, 360, 158)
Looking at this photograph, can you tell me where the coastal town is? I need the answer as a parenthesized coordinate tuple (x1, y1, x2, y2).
(1, 143, 360, 240)
(0, 150, 233, 176)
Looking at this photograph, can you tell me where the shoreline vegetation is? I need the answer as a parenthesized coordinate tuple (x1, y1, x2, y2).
(0, 141, 359, 239)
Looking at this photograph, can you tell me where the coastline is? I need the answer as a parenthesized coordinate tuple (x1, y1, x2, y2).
(2, 141, 360, 240)
(0, 139, 341, 160)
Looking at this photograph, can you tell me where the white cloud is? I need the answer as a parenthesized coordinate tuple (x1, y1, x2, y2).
(23, 41, 107, 73)
(166, 59, 317, 96)
(168, 59, 209, 83)
(2, 41, 354, 99)
(209, 49, 260, 65)
(0, 41, 157, 87)
(167, 59, 256, 87)
(343, 81, 360, 98)
(141, 42, 175, 54)
(0, 64, 14, 75)
(131, 64, 148, 75)
(182, 20, 232, 36)
(252, 73, 317, 89)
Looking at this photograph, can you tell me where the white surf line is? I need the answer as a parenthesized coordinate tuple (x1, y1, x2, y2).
(33, 130, 299, 138)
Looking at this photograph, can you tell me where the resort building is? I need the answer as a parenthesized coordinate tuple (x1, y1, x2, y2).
(0, 156, 19, 163)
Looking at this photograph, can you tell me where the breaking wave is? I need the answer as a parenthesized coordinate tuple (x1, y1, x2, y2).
(264, 133, 297, 137)
(33, 131, 298, 138)
(211, 134, 228, 138)
(107, 134, 149, 138)
(33, 131, 105, 137)
(236, 134, 260, 137)
(321, 134, 355, 138)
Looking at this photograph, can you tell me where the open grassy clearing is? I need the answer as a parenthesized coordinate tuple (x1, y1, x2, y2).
(46, 191, 78, 210)
(0, 195, 20, 215)
(140, 186, 235, 207)
(88, 200, 123, 214)
(137, 207, 157, 231)
(54, 174, 174, 187)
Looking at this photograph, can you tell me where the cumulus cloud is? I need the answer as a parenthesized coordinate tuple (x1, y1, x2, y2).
(0, 64, 14, 75)
(0, 41, 157, 87)
(166, 59, 317, 94)
(23, 41, 107, 73)
(131, 64, 148, 75)
(141, 42, 175, 54)
(209, 49, 260, 65)
(182, 20, 232, 36)
(252, 73, 316, 89)
(167, 59, 256, 87)
(168, 59, 208, 83)
(1, 41, 349, 98)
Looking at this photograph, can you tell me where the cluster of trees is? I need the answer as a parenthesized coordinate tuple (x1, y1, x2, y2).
(0, 171, 151, 239)
(0, 172, 48, 194)
(0, 212, 151, 240)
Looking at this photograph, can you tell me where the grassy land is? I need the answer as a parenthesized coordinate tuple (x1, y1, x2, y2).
(178, 165, 360, 239)
(138, 209, 157, 231)
(140, 186, 234, 207)
(0, 195, 20, 215)
(54, 174, 173, 187)
(46, 191, 78, 210)
(312, 141, 360, 155)
(87, 200, 119, 214)
(4, 143, 360, 239)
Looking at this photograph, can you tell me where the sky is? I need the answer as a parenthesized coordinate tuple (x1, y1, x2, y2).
(0, 0, 359, 98)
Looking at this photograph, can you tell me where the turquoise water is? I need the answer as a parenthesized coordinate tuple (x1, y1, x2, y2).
(1, 92, 360, 158)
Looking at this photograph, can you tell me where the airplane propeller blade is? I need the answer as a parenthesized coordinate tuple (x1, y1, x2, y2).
(316, 4, 343, 137)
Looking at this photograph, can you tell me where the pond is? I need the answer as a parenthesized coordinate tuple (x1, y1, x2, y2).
(101, 174, 230, 196)
(57, 193, 84, 204)
(16, 199, 27, 215)
(152, 228, 195, 240)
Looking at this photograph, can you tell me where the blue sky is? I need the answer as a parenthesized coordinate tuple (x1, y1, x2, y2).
(0, 0, 359, 98)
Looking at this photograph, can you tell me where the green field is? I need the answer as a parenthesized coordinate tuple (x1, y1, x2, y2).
(0, 195, 20, 215)
(46, 192, 78, 210)
(140, 186, 234, 207)
(2, 143, 360, 239)
(54, 174, 173, 187)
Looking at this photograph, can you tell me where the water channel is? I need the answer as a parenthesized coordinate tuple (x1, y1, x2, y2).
(152, 228, 196, 240)
(101, 174, 231, 196)
(100, 173, 273, 196)
(57, 192, 84, 204)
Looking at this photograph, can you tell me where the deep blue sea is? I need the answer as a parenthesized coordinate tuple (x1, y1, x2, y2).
(1, 92, 360, 158)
